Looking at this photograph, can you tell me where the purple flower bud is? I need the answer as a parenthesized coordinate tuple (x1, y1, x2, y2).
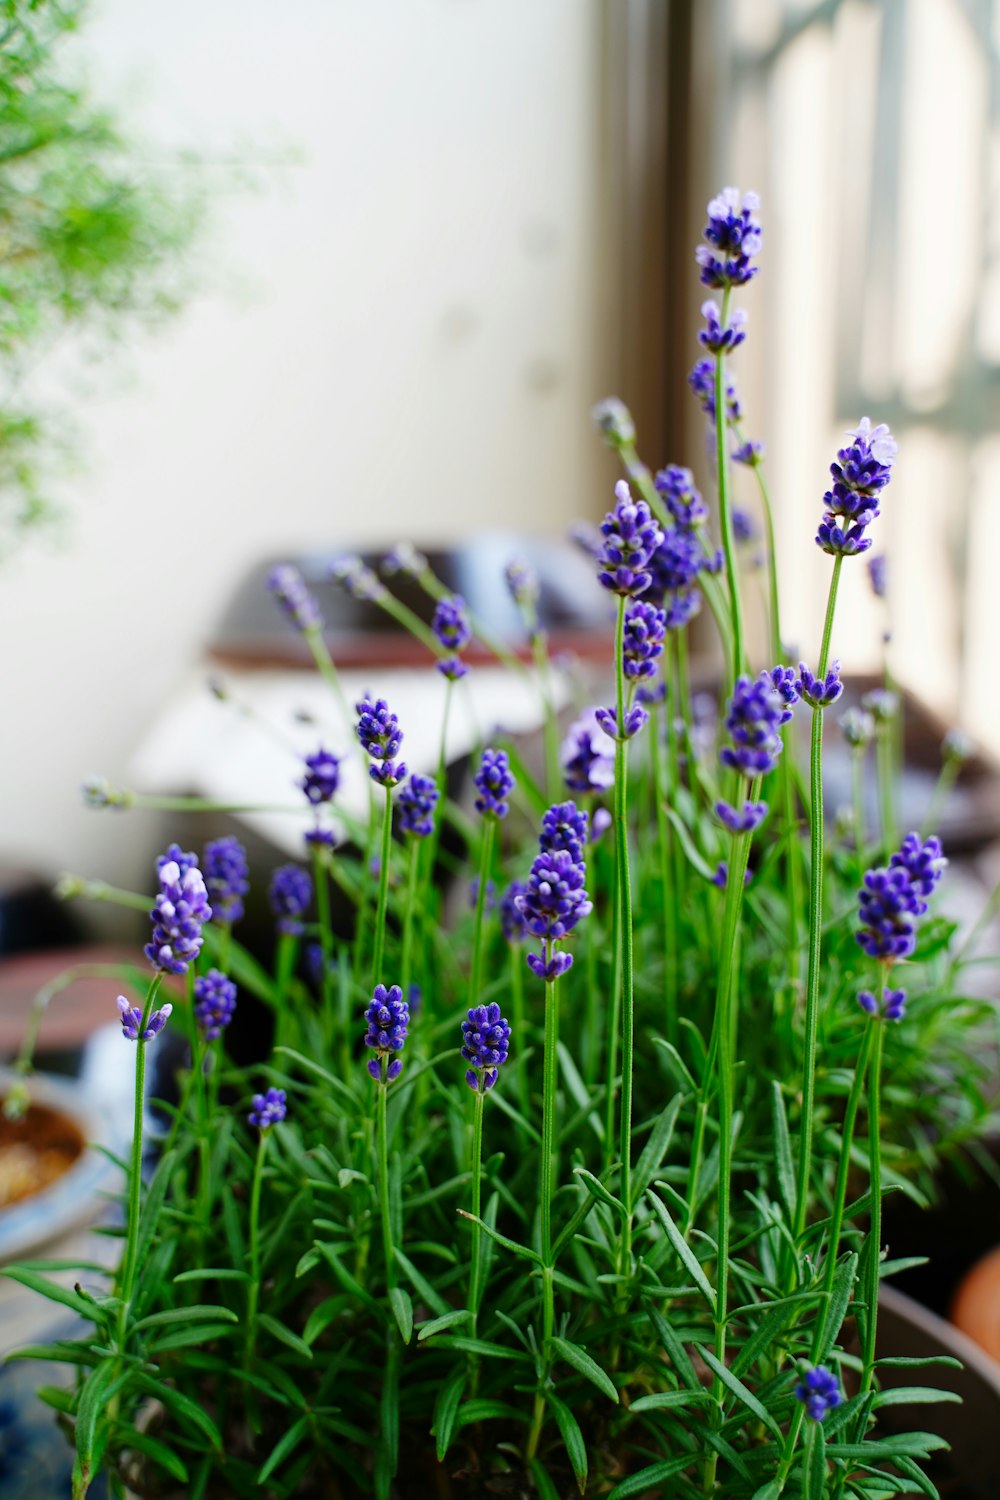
(889, 832, 947, 904)
(539, 801, 589, 866)
(267, 563, 322, 633)
(561, 708, 615, 793)
(861, 688, 899, 723)
(794, 1365, 842, 1423)
(269, 864, 313, 936)
(398, 772, 439, 838)
(461, 1002, 511, 1091)
(194, 969, 237, 1040)
(699, 300, 748, 353)
(597, 481, 665, 597)
(474, 748, 515, 819)
(816, 419, 896, 557)
(595, 703, 649, 742)
(719, 671, 796, 778)
(711, 861, 751, 889)
(517, 843, 592, 985)
(144, 854, 212, 975)
(942, 728, 974, 764)
(300, 746, 341, 805)
(867, 554, 887, 599)
(381, 541, 427, 578)
(355, 697, 406, 788)
(732, 438, 765, 466)
(688, 357, 742, 425)
(203, 836, 249, 926)
(858, 987, 907, 1022)
(855, 836, 941, 961)
(696, 187, 762, 289)
(364, 983, 409, 1080)
(591, 396, 636, 448)
(796, 660, 844, 709)
(117, 994, 173, 1042)
(653, 465, 708, 529)
(432, 594, 471, 655)
(716, 800, 767, 834)
(840, 708, 875, 749)
(505, 558, 539, 609)
(437, 655, 469, 681)
(329, 555, 387, 602)
(248, 1087, 286, 1130)
(623, 600, 667, 680)
(500, 881, 528, 944)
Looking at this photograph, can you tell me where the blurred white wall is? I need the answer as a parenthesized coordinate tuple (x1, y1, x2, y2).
(0, 0, 613, 904)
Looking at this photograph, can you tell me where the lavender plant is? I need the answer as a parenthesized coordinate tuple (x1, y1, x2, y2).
(5, 185, 999, 1500)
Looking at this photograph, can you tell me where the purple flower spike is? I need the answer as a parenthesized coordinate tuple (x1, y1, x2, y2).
(597, 481, 665, 597)
(500, 881, 528, 944)
(816, 418, 897, 557)
(461, 1002, 511, 1092)
(356, 696, 407, 788)
(194, 969, 237, 1040)
(643, 525, 705, 628)
(595, 703, 649, 742)
(653, 465, 708, 530)
(539, 801, 589, 865)
(699, 300, 748, 353)
(623, 600, 667, 680)
(591, 396, 636, 449)
(474, 748, 515, 819)
(716, 800, 767, 834)
(269, 863, 313, 936)
(364, 983, 409, 1081)
(856, 866, 921, 960)
(689, 358, 742, 425)
(381, 541, 428, 579)
(203, 836, 249, 926)
(505, 559, 539, 609)
(794, 1365, 842, 1423)
(868, 554, 887, 599)
(144, 855, 212, 975)
(696, 186, 763, 288)
(117, 994, 173, 1042)
(561, 708, 615, 794)
(300, 746, 341, 805)
(719, 671, 796, 778)
(398, 772, 439, 838)
(732, 438, 765, 466)
(248, 1087, 286, 1130)
(329, 555, 387, 603)
(890, 833, 947, 903)
(432, 595, 471, 655)
(796, 660, 844, 709)
(858, 987, 907, 1022)
(267, 563, 322, 633)
(517, 843, 592, 985)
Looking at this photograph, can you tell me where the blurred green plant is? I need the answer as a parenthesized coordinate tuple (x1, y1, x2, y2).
(0, 0, 202, 549)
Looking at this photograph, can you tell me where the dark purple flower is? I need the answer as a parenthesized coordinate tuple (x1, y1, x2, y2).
(474, 748, 515, 819)
(591, 396, 636, 448)
(643, 525, 704, 628)
(653, 465, 708, 529)
(517, 846, 592, 983)
(500, 880, 528, 943)
(856, 866, 921, 960)
(719, 671, 795, 778)
(696, 186, 762, 288)
(689, 358, 742, 424)
(398, 772, 439, 838)
(267, 563, 322, 633)
(889, 833, 947, 905)
(816, 514, 874, 557)
(300, 746, 341, 805)
(867, 554, 887, 599)
(816, 419, 897, 557)
(203, 836, 249, 926)
(145, 854, 212, 975)
(857, 987, 907, 1022)
(699, 299, 748, 353)
(561, 708, 615, 793)
(461, 1002, 511, 1091)
(622, 600, 666, 681)
(117, 994, 173, 1042)
(329, 555, 387, 602)
(732, 438, 765, 466)
(596, 703, 649, 742)
(505, 558, 539, 609)
(269, 863, 313, 936)
(794, 1365, 842, 1423)
(539, 801, 589, 865)
(711, 861, 751, 889)
(356, 696, 407, 788)
(304, 826, 336, 850)
(732, 507, 757, 544)
(796, 660, 844, 709)
(597, 481, 665, 597)
(248, 1087, 287, 1130)
(433, 595, 471, 654)
(381, 542, 428, 578)
(364, 983, 409, 1082)
(716, 800, 767, 834)
(194, 969, 238, 1040)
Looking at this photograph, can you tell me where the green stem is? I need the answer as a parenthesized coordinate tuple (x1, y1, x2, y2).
(922, 758, 959, 839)
(244, 1129, 270, 1366)
(793, 556, 843, 1241)
(119, 974, 162, 1326)
(509, 944, 528, 1116)
(821, 1018, 876, 1299)
(531, 628, 561, 800)
(714, 286, 745, 684)
(401, 838, 420, 998)
(311, 844, 336, 1050)
(469, 819, 497, 1008)
(852, 746, 867, 872)
(304, 623, 352, 731)
(876, 723, 896, 858)
(376, 1072, 396, 1292)
(652, 701, 677, 1043)
(468, 1087, 485, 1329)
(613, 598, 635, 1273)
(859, 1017, 885, 1398)
(528, 969, 560, 1461)
(371, 783, 394, 987)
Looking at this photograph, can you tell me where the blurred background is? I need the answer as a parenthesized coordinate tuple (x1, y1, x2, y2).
(0, 0, 997, 913)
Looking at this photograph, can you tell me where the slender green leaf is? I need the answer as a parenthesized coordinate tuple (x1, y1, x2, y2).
(652, 1036, 700, 1091)
(547, 1390, 588, 1494)
(133, 1373, 224, 1451)
(429, 1336, 526, 1362)
(75, 1360, 120, 1475)
(550, 1336, 618, 1403)
(456, 1210, 541, 1264)
(817, 1253, 858, 1361)
(417, 1309, 471, 1341)
(454, 1398, 526, 1426)
(875, 1355, 962, 1370)
(631, 1094, 683, 1211)
(173, 1268, 252, 1284)
(258, 1313, 313, 1360)
(892, 1454, 941, 1499)
(629, 1389, 712, 1412)
(0, 1268, 105, 1323)
(135, 1304, 238, 1332)
(607, 1456, 693, 1497)
(557, 1041, 604, 1141)
(153, 1322, 241, 1352)
(120, 1429, 189, 1486)
(394, 1247, 450, 1318)
(872, 1386, 961, 1407)
(572, 1167, 627, 1222)
(643, 1299, 700, 1391)
(646, 1190, 717, 1313)
(258, 1415, 310, 1484)
(826, 1432, 948, 1461)
(751, 1483, 782, 1500)
(697, 1345, 781, 1439)
(803, 1417, 826, 1500)
(770, 1081, 796, 1220)
(528, 1457, 561, 1500)
(388, 1286, 413, 1344)
(432, 1365, 466, 1461)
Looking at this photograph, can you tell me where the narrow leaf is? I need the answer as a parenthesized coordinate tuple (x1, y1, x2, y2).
(547, 1390, 588, 1494)
(572, 1167, 627, 1222)
(456, 1210, 541, 1264)
(388, 1286, 413, 1344)
(770, 1081, 796, 1220)
(258, 1415, 310, 1484)
(629, 1389, 712, 1412)
(646, 1190, 717, 1313)
(431, 1366, 466, 1462)
(631, 1094, 684, 1211)
(872, 1386, 961, 1407)
(697, 1345, 781, 1439)
(417, 1309, 471, 1342)
(608, 1456, 693, 1498)
(258, 1313, 313, 1360)
(550, 1336, 618, 1403)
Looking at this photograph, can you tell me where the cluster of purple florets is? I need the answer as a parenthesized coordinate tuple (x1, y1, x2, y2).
(517, 803, 592, 982)
(267, 563, 322, 633)
(817, 418, 898, 557)
(300, 746, 341, 805)
(194, 969, 238, 1041)
(500, 880, 528, 944)
(622, 601, 666, 680)
(794, 1365, 842, 1423)
(653, 465, 708, 529)
(474, 748, 515, 819)
(796, 661, 844, 710)
(203, 835, 249, 926)
(397, 772, 439, 838)
(117, 994, 173, 1042)
(699, 299, 747, 353)
(561, 709, 615, 794)
(596, 481, 665, 597)
(716, 800, 767, 835)
(856, 833, 946, 970)
(461, 1002, 511, 1092)
(145, 847, 212, 975)
(364, 984, 410, 1082)
(433, 595, 471, 680)
(329, 555, 387, 603)
(643, 524, 707, 630)
(720, 671, 796, 779)
(269, 863, 313, 936)
(688, 358, 742, 426)
(696, 186, 763, 288)
(356, 697, 407, 788)
(248, 1087, 287, 1131)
